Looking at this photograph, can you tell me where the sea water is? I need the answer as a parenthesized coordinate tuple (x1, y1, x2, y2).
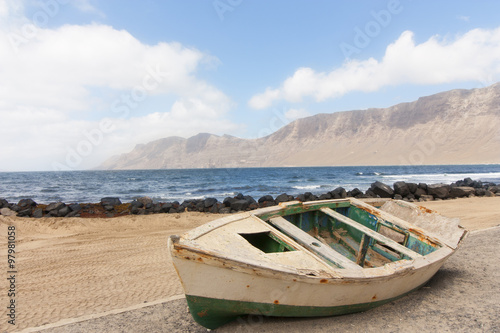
(0, 165, 499, 204)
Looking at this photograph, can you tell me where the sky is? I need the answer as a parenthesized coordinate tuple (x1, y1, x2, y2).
(1, 0, 499, 171)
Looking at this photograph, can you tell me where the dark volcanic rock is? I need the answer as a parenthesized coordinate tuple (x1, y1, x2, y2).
(230, 199, 249, 211)
(393, 181, 410, 197)
(414, 188, 427, 199)
(296, 194, 306, 202)
(427, 184, 451, 199)
(18, 198, 37, 209)
(258, 195, 274, 203)
(450, 186, 475, 198)
(69, 203, 82, 212)
(407, 183, 418, 194)
(45, 202, 66, 212)
(370, 181, 394, 198)
(485, 190, 495, 197)
(58, 206, 71, 217)
(275, 193, 291, 203)
(130, 200, 144, 209)
(223, 197, 237, 207)
(330, 187, 347, 199)
(160, 202, 173, 213)
(100, 197, 122, 207)
(348, 188, 363, 198)
(475, 188, 486, 196)
(17, 208, 32, 217)
(33, 208, 43, 218)
(137, 197, 153, 209)
(319, 193, 332, 200)
(0, 199, 9, 208)
(204, 198, 218, 208)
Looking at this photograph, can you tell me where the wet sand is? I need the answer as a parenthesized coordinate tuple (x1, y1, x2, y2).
(1, 197, 499, 332)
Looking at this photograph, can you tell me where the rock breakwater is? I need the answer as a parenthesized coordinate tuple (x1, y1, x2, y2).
(1, 178, 498, 218)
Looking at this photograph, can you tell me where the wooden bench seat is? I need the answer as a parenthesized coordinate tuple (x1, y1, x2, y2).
(269, 216, 362, 270)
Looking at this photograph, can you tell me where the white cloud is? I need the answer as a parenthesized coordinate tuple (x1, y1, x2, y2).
(0, 2, 239, 171)
(284, 108, 311, 121)
(249, 27, 500, 109)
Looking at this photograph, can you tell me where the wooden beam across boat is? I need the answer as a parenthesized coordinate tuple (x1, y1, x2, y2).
(319, 207, 422, 260)
(269, 216, 363, 270)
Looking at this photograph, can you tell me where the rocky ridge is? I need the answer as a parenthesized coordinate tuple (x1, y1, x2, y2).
(99, 83, 500, 169)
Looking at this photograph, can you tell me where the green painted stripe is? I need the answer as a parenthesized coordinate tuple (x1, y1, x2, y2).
(185, 281, 426, 329)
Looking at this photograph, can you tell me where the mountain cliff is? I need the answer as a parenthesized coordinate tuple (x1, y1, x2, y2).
(99, 83, 500, 169)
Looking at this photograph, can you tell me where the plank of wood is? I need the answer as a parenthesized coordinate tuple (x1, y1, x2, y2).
(319, 207, 422, 259)
(269, 217, 362, 270)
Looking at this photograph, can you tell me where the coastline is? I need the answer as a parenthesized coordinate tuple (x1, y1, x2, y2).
(0, 197, 499, 332)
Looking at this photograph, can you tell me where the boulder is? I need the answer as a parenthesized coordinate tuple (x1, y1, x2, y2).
(100, 197, 122, 207)
(32, 208, 43, 218)
(303, 192, 318, 201)
(475, 188, 486, 196)
(427, 184, 451, 199)
(349, 188, 363, 198)
(18, 198, 37, 209)
(275, 193, 291, 203)
(258, 195, 274, 203)
(365, 189, 377, 198)
(330, 187, 347, 199)
(0, 208, 16, 216)
(160, 202, 173, 213)
(137, 197, 153, 209)
(57, 206, 71, 217)
(152, 203, 162, 213)
(418, 183, 428, 191)
(449, 186, 475, 198)
(45, 202, 66, 212)
(130, 200, 144, 209)
(407, 183, 418, 194)
(485, 190, 495, 197)
(318, 193, 331, 200)
(69, 203, 82, 212)
(223, 197, 237, 207)
(296, 194, 306, 202)
(0, 198, 9, 208)
(204, 197, 218, 208)
(393, 182, 410, 197)
(413, 188, 427, 199)
(243, 196, 257, 205)
(230, 199, 249, 211)
(487, 186, 500, 193)
(370, 181, 394, 198)
(17, 208, 32, 217)
(419, 195, 434, 201)
(219, 207, 231, 214)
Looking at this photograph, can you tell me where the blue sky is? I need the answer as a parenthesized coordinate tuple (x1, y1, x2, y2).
(1, 0, 499, 171)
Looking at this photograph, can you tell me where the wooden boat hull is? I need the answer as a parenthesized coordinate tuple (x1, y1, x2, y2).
(169, 198, 467, 329)
(171, 239, 452, 328)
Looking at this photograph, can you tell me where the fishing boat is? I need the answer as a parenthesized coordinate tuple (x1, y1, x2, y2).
(168, 198, 467, 329)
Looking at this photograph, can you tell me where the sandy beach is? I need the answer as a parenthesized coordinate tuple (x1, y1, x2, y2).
(1, 197, 499, 332)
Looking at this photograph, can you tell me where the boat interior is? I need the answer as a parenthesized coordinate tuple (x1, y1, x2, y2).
(247, 199, 442, 269)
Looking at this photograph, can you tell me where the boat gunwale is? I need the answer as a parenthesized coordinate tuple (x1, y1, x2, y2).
(170, 198, 465, 281)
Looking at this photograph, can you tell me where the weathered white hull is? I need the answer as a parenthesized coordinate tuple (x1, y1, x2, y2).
(168, 198, 467, 329)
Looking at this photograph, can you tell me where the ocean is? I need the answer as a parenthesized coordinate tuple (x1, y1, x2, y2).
(1, 165, 500, 204)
